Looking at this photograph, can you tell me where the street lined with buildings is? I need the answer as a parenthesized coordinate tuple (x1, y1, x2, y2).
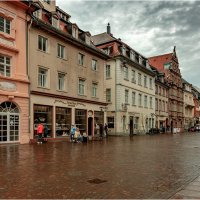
(0, 0, 200, 144)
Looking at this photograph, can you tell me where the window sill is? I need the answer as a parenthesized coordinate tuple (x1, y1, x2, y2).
(56, 89, 68, 93)
(78, 94, 87, 97)
(37, 49, 49, 54)
(78, 65, 86, 68)
(91, 96, 99, 100)
(37, 86, 50, 90)
(57, 56, 68, 61)
(124, 78, 129, 81)
(106, 77, 112, 80)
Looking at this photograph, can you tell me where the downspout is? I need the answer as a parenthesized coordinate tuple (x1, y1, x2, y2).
(27, 17, 33, 138)
(115, 58, 117, 134)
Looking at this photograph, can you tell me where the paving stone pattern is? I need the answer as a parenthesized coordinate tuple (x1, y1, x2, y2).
(1, 133, 200, 198)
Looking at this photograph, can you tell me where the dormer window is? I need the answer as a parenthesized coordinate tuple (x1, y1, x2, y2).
(130, 50, 135, 61)
(33, 9, 42, 19)
(44, 0, 50, 4)
(139, 56, 142, 65)
(72, 25, 78, 39)
(52, 17, 58, 28)
(122, 45, 126, 56)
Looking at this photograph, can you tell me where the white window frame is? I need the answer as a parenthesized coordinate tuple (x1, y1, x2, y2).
(144, 95, 148, 108)
(38, 35, 48, 52)
(58, 72, 65, 91)
(138, 73, 142, 85)
(106, 64, 111, 78)
(106, 88, 111, 102)
(132, 92, 136, 106)
(92, 59, 97, 71)
(78, 79, 85, 95)
(125, 89, 129, 104)
(57, 44, 65, 59)
(139, 93, 142, 107)
(78, 53, 84, 66)
(38, 67, 48, 88)
(124, 66, 128, 80)
(131, 70, 136, 83)
(0, 16, 10, 34)
(92, 82, 97, 97)
(0, 55, 11, 77)
(52, 17, 58, 28)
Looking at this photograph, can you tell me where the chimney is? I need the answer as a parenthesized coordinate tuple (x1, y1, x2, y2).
(107, 23, 111, 34)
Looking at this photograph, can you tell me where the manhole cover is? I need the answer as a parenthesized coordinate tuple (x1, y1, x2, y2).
(87, 178, 107, 184)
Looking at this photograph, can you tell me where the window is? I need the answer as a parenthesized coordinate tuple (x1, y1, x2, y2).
(132, 92, 136, 106)
(52, 17, 58, 28)
(144, 95, 147, 108)
(124, 66, 128, 80)
(131, 70, 136, 83)
(57, 44, 65, 59)
(0, 55, 11, 77)
(138, 94, 142, 107)
(106, 89, 111, 102)
(125, 90, 129, 104)
(135, 117, 139, 129)
(92, 59, 97, 71)
(38, 35, 47, 52)
(58, 73, 65, 91)
(78, 79, 85, 95)
(106, 65, 111, 78)
(92, 83, 97, 97)
(150, 78, 153, 89)
(78, 53, 84, 66)
(138, 73, 142, 85)
(155, 98, 158, 111)
(162, 100, 165, 111)
(38, 67, 48, 88)
(33, 10, 41, 19)
(150, 97, 153, 109)
(44, 0, 50, 4)
(0, 16, 10, 34)
(107, 117, 114, 128)
(144, 76, 147, 87)
(155, 85, 158, 94)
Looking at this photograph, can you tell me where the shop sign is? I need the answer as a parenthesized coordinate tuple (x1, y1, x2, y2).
(0, 82, 16, 92)
(54, 99, 86, 107)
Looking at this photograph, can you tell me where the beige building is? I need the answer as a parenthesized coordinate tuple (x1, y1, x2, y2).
(92, 25, 156, 135)
(151, 67, 169, 132)
(182, 79, 195, 130)
(28, 1, 109, 140)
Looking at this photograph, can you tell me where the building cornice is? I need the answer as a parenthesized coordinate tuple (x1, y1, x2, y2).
(31, 91, 108, 106)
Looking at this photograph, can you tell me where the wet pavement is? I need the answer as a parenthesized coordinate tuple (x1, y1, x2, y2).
(1, 133, 200, 199)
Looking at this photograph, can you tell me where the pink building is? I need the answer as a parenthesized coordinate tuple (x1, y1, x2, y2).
(0, 1, 35, 144)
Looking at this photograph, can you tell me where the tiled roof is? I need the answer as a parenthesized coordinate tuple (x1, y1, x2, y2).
(148, 53, 173, 71)
(91, 32, 116, 46)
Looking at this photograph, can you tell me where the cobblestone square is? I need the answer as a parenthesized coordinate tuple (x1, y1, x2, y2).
(1, 133, 200, 199)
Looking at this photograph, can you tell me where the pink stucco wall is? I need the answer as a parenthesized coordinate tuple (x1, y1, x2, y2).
(0, 1, 30, 144)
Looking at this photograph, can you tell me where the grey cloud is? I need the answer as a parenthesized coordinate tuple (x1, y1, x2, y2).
(56, 0, 200, 87)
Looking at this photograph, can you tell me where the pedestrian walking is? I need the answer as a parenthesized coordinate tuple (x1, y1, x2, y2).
(99, 123, 103, 139)
(70, 125, 76, 142)
(37, 122, 44, 144)
(104, 123, 108, 137)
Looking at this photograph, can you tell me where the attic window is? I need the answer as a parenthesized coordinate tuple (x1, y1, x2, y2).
(44, 0, 50, 4)
(33, 9, 42, 19)
(72, 26, 78, 39)
(52, 17, 58, 28)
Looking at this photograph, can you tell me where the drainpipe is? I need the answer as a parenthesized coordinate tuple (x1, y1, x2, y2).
(115, 58, 117, 134)
(27, 17, 33, 138)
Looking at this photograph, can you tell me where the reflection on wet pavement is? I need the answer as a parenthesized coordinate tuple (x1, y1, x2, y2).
(1, 133, 200, 199)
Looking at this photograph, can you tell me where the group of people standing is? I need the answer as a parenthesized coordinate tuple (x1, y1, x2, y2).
(36, 122, 109, 144)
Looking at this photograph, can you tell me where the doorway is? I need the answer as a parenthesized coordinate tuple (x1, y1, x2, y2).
(0, 102, 19, 142)
(129, 116, 133, 135)
(88, 117, 93, 136)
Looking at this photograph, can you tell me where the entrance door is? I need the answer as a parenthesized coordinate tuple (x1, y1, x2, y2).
(88, 117, 93, 136)
(0, 102, 19, 143)
(129, 116, 133, 135)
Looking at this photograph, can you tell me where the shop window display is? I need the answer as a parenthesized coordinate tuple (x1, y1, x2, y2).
(56, 107, 71, 137)
(75, 109, 86, 133)
(34, 105, 52, 138)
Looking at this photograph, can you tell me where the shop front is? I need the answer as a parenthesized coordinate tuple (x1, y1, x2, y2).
(31, 94, 106, 140)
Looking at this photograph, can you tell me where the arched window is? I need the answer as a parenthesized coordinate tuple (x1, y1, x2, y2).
(0, 102, 19, 113)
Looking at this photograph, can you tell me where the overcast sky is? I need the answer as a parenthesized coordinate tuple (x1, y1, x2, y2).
(57, 0, 200, 87)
